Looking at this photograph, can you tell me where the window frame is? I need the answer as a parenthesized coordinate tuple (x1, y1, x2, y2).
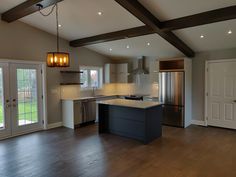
(80, 66, 103, 90)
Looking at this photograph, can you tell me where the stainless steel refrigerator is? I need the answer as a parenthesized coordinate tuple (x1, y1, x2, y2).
(159, 72, 185, 127)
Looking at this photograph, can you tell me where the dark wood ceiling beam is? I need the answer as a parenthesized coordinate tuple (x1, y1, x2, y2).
(70, 26, 154, 47)
(115, 0, 195, 57)
(1, 0, 63, 23)
(161, 5, 236, 31)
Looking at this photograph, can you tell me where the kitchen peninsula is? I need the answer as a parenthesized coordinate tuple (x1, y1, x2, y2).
(98, 99, 163, 144)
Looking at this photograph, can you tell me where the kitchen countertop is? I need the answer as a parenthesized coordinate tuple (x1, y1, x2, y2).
(97, 99, 162, 109)
(61, 95, 159, 102)
(61, 95, 119, 101)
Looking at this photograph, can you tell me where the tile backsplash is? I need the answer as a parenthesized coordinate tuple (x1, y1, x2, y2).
(61, 82, 158, 99)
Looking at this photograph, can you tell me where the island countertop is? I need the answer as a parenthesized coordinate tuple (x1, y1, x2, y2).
(97, 99, 162, 109)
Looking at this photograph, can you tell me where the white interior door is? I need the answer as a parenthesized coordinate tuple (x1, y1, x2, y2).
(10, 63, 43, 135)
(0, 63, 11, 139)
(207, 60, 236, 129)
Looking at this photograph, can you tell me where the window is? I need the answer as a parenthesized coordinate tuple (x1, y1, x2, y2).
(80, 66, 103, 89)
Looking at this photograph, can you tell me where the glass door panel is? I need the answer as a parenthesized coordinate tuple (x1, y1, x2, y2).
(0, 68, 4, 129)
(10, 63, 43, 135)
(17, 69, 39, 126)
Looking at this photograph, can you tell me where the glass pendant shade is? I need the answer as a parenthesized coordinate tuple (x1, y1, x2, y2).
(47, 52, 70, 67)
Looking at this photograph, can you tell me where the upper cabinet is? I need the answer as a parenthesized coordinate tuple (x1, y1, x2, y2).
(105, 64, 116, 83)
(148, 59, 159, 84)
(104, 63, 129, 83)
(159, 59, 184, 71)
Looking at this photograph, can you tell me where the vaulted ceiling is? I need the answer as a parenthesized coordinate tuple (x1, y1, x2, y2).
(0, 0, 236, 59)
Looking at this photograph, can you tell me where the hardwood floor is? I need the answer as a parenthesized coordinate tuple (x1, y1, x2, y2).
(1, 124, 236, 177)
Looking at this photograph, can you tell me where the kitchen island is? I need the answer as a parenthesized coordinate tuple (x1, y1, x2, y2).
(98, 99, 163, 144)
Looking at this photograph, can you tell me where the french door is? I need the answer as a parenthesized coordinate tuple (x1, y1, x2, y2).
(0, 62, 43, 139)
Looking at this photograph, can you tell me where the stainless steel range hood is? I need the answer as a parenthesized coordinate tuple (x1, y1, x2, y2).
(132, 56, 149, 75)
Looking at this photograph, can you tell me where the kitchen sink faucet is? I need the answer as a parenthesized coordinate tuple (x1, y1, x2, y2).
(92, 86, 97, 97)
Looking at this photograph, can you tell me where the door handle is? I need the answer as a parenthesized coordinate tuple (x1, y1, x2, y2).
(12, 99, 17, 107)
(233, 100, 236, 103)
(5, 99, 11, 108)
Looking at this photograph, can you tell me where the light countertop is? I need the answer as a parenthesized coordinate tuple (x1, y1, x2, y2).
(61, 95, 118, 101)
(97, 99, 162, 109)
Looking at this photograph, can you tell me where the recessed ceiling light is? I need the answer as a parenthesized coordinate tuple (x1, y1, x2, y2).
(109, 48, 112, 51)
(58, 24, 62, 27)
(228, 30, 232, 34)
(98, 11, 102, 16)
(126, 45, 130, 49)
(200, 35, 204, 39)
(147, 42, 150, 46)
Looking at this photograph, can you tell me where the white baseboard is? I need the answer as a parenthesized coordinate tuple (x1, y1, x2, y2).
(47, 122, 63, 129)
(191, 120, 207, 126)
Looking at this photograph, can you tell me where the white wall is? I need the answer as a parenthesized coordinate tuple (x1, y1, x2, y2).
(0, 19, 112, 124)
(192, 48, 236, 121)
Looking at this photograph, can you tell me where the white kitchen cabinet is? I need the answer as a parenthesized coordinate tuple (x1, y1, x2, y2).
(62, 100, 82, 129)
(104, 63, 128, 83)
(62, 99, 97, 129)
(117, 64, 128, 83)
(105, 64, 116, 83)
(149, 59, 159, 84)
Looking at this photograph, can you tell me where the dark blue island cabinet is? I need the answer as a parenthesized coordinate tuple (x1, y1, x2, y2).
(98, 99, 163, 144)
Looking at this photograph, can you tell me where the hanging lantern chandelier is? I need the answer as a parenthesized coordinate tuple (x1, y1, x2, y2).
(38, 3, 70, 67)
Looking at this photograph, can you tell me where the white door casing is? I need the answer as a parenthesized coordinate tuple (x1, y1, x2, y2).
(0, 60, 46, 139)
(0, 63, 11, 139)
(10, 63, 44, 135)
(206, 59, 236, 129)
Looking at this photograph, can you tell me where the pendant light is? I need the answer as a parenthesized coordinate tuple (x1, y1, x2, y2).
(38, 3, 70, 67)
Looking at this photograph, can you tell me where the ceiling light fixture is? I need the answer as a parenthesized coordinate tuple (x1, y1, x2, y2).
(126, 45, 130, 49)
(98, 11, 102, 16)
(37, 3, 70, 67)
(58, 24, 62, 27)
(228, 30, 232, 34)
(109, 48, 112, 51)
(200, 35, 204, 39)
(147, 42, 150, 46)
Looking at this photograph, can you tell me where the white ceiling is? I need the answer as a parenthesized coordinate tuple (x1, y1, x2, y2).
(0, 0, 236, 58)
(21, 0, 144, 40)
(139, 0, 236, 21)
(174, 19, 236, 52)
(87, 34, 182, 59)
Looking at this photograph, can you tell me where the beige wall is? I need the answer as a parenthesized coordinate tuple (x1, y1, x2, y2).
(0, 19, 112, 124)
(192, 48, 236, 121)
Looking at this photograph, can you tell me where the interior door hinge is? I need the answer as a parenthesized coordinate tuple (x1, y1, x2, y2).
(206, 68, 209, 72)
(42, 120, 44, 124)
(41, 69, 43, 74)
(206, 92, 208, 96)
(42, 95, 43, 99)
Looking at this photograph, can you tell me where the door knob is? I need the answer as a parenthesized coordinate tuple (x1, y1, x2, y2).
(12, 99, 17, 107)
(234, 100, 236, 103)
(5, 99, 11, 108)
